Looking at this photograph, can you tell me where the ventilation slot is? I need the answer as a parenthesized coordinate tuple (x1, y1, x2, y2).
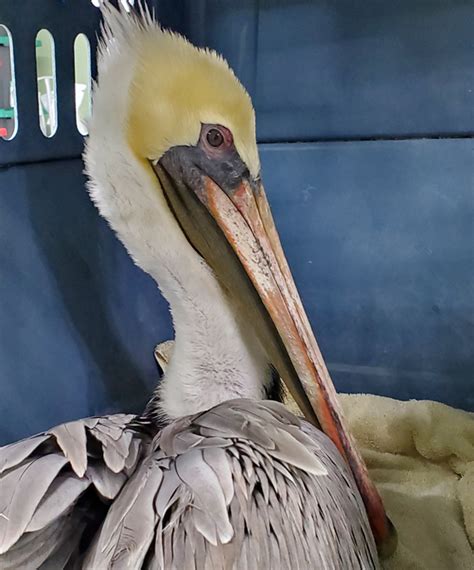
(0, 24, 18, 140)
(74, 33, 92, 135)
(35, 29, 58, 137)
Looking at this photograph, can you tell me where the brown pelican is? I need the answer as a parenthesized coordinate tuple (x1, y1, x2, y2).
(0, 4, 395, 568)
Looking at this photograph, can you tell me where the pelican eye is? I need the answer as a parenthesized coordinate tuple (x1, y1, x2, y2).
(206, 128, 224, 147)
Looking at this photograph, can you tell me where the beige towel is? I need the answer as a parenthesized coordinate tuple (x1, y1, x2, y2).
(340, 394, 474, 570)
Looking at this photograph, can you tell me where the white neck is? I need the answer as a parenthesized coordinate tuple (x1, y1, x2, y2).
(154, 260, 269, 420)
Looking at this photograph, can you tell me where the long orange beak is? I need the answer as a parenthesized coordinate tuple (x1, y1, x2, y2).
(153, 146, 395, 556)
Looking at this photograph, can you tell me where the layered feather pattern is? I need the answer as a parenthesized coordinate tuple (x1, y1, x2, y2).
(84, 399, 378, 569)
(0, 401, 378, 569)
(0, 414, 145, 568)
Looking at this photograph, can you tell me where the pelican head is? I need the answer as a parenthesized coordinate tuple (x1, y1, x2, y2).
(85, 3, 394, 553)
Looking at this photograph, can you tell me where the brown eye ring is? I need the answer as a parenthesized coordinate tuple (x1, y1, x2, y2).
(206, 128, 224, 148)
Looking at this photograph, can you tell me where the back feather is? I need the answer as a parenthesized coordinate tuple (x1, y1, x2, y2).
(85, 399, 379, 570)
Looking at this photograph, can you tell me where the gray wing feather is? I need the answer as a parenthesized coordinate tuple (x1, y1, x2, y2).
(84, 459, 163, 569)
(50, 421, 88, 477)
(195, 408, 274, 449)
(0, 454, 68, 553)
(202, 447, 234, 505)
(0, 435, 49, 474)
(124, 437, 142, 471)
(26, 473, 90, 532)
(0, 517, 66, 570)
(0, 509, 86, 570)
(267, 425, 327, 473)
(175, 448, 234, 544)
(102, 443, 128, 474)
(87, 462, 127, 499)
(0, 413, 146, 567)
(38, 517, 86, 570)
(90, 417, 135, 473)
(191, 505, 219, 547)
(154, 463, 180, 518)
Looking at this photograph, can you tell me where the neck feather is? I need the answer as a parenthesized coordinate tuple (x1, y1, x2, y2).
(156, 262, 270, 419)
